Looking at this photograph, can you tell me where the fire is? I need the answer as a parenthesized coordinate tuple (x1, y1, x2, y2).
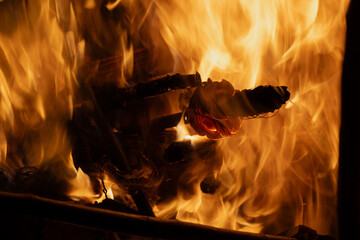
(68, 163, 115, 202)
(0, 0, 351, 237)
(145, 0, 349, 235)
(176, 112, 208, 144)
(0, 0, 104, 203)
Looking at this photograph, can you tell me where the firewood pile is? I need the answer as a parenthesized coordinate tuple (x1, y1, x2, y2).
(72, 71, 290, 215)
(0, 74, 337, 240)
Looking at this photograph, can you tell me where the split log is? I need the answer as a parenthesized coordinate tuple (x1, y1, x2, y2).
(93, 72, 201, 109)
(185, 80, 290, 139)
(228, 85, 290, 118)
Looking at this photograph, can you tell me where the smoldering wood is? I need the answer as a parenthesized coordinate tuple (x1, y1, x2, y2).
(0, 191, 295, 240)
(93, 72, 201, 109)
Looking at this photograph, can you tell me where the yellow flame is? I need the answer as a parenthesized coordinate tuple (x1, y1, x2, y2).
(0, 0, 351, 236)
(147, 0, 349, 235)
(176, 113, 208, 144)
(0, 0, 75, 163)
(68, 167, 100, 201)
(0, 0, 105, 203)
(68, 162, 115, 203)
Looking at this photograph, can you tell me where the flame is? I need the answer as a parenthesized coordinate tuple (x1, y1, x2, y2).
(0, 0, 107, 203)
(72, 0, 134, 87)
(68, 163, 114, 202)
(68, 167, 100, 202)
(145, 0, 349, 235)
(0, 0, 73, 166)
(0, 0, 351, 237)
(176, 112, 208, 144)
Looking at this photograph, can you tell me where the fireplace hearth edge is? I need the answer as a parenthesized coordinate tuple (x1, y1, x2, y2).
(0, 191, 294, 240)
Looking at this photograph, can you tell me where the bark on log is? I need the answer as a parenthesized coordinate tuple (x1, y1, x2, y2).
(93, 72, 201, 109)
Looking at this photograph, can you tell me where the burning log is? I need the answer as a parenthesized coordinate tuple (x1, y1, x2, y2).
(72, 73, 290, 221)
(90, 72, 289, 140)
(185, 79, 290, 139)
(77, 82, 155, 217)
(146, 78, 290, 140)
(93, 72, 201, 109)
(229, 85, 290, 117)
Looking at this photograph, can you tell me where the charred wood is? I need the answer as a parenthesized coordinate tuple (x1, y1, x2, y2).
(229, 85, 290, 118)
(150, 112, 183, 133)
(92, 198, 139, 215)
(279, 225, 335, 240)
(82, 82, 130, 172)
(93, 72, 201, 109)
(78, 82, 154, 217)
(92, 159, 156, 188)
(130, 188, 155, 217)
(187, 80, 290, 120)
(185, 79, 289, 139)
(200, 174, 220, 194)
(164, 141, 194, 164)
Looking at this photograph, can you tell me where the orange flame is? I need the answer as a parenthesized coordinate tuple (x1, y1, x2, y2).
(0, 0, 351, 237)
(0, 0, 108, 203)
(146, 0, 349, 235)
